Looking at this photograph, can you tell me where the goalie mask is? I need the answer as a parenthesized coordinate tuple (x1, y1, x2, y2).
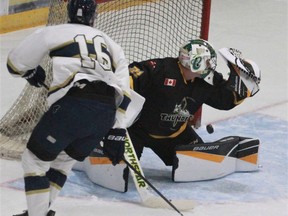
(179, 39, 217, 79)
(67, 0, 97, 27)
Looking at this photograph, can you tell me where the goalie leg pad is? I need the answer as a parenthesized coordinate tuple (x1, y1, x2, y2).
(172, 136, 260, 182)
(76, 146, 129, 192)
(236, 137, 260, 171)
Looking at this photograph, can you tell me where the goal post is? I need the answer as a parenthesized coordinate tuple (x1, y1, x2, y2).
(0, 0, 212, 160)
(190, 0, 211, 128)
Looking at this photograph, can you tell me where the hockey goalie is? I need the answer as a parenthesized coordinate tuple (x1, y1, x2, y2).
(75, 40, 261, 191)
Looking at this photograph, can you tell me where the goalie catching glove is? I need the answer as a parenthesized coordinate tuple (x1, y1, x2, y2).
(219, 48, 261, 98)
(102, 128, 126, 165)
(22, 65, 46, 88)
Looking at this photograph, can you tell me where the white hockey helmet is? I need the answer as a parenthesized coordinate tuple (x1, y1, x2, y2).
(179, 39, 217, 78)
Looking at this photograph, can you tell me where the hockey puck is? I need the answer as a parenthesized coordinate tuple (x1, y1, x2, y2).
(206, 124, 214, 134)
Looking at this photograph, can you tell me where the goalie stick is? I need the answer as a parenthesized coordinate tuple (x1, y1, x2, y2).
(124, 131, 197, 213)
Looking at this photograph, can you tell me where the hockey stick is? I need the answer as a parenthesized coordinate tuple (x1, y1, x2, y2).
(122, 157, 183, 216)
(124, 131, 197, 212)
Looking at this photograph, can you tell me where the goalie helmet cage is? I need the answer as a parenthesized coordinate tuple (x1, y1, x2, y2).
(0, 0, 211, 160)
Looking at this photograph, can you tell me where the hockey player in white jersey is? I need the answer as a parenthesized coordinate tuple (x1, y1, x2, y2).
(7, 0, 131, 215)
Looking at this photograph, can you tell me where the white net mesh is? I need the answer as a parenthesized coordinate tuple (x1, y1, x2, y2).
(0, 0, 210, 160)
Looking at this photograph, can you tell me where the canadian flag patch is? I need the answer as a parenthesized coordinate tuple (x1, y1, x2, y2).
(164, 78, 176, 86)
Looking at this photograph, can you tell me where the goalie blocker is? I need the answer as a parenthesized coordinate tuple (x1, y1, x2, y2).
(172, 136, 260, 182)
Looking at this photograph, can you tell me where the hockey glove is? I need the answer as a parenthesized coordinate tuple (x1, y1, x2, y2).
(102, 128, 126, 165)
(219, 48, 261, 98)
(226, 60, 260, 98)
(22, 65, 46, 87)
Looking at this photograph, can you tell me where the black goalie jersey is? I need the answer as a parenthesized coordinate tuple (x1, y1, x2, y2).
(129, 57, 239, 138)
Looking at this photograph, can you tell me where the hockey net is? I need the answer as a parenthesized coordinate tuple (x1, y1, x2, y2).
(0, 0, 211, 160)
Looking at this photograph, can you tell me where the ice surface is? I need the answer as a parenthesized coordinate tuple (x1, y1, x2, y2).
(1, 0, 287, 215)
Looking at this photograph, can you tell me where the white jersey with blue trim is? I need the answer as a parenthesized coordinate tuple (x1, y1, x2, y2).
(7, 23, 131, 128)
